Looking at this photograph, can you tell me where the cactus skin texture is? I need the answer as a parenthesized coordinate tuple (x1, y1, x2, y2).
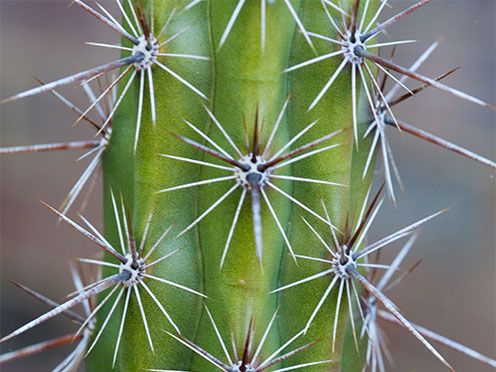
(82, 0, 372, 371)
(86, 0, 373, 371)
(87, 1, 212, 370)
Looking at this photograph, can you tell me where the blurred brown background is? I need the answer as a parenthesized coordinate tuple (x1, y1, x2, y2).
(1, 1, 494, 371)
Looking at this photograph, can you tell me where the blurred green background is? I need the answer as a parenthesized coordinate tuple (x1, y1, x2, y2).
(1, 1, 494, 371)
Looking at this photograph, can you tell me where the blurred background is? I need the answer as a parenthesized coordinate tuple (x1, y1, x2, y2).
(0, 1, 494, 371)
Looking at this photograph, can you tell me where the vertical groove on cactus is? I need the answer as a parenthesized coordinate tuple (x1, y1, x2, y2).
(193, 2, 295, 368)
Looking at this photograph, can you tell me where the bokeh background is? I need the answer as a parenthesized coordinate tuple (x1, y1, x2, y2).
(1, 1, 494, 371)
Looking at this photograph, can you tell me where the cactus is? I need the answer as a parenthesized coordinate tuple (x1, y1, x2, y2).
(1, 1, 495, 372)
